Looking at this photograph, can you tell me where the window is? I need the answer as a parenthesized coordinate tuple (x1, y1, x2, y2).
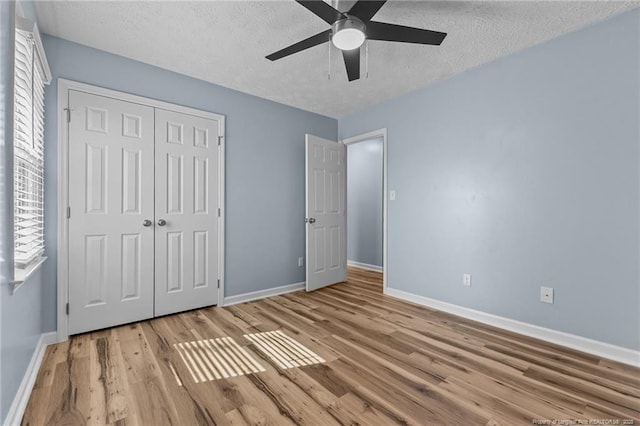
(12, 16, 50, 287)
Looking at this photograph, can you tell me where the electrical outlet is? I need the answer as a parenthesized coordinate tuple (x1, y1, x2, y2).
(540, 286, 554, 304)
(298, 257, 304, 267)
(463, 274, 471, 287)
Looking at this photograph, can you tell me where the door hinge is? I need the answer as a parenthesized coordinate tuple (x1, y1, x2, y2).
(66, 303, 69, 315)
(217, 279, 220, 289)
(218, 208, 221, 217)
(67, 206, 71, 219)
(218, 136, 223, 146)
(64, 107, 71, 123)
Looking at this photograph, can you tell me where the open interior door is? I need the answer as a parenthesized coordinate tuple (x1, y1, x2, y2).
(305, 134, 347, 292)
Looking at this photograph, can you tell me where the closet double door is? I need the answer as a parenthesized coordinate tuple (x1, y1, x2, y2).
(67, 90, 220, 335)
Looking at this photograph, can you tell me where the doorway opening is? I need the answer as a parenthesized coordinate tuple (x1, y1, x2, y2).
(343, 129, 388, 294)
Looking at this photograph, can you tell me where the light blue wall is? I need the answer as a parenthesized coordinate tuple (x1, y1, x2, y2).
(1, 272, 43, 422)
(17, 0, 36, 22)
(0, 2, 11, 420)
(340, 9, 640, 350)
(347, 138, 383, 267)
(1, 2, 47, 422)
(38, 35, 337, 331)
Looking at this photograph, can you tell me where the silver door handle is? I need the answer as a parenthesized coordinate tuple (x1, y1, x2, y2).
(157, 219, 167, 226)
(308, 218, 316, 224)
(143, 219, 152, 227)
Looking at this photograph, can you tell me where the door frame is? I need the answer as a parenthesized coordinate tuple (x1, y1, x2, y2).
(56, 78, 226, 342)
(342, 128, 388, 293)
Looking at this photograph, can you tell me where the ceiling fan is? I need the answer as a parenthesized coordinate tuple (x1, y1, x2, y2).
(266, 0, 447, 82)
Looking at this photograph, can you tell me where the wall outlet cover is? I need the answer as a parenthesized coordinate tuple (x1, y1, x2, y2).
(540, 286, 554, 304)
(298, 257, 304, 267)
(463, 274, 471, 287)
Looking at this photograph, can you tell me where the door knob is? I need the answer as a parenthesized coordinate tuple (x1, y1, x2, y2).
(142, 219, 152, 227)
(157, 219, 167, 226)
(308, 218, 316, 224)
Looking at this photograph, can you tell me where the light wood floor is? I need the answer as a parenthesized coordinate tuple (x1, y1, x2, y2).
(23, 267, 640, 425)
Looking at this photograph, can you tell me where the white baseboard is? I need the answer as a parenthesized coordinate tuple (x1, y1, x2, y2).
(4, 332, 57, 426)
(347, 260, 383, 272)
(223, 282, 305, 306)
(385, 288, 640, 367)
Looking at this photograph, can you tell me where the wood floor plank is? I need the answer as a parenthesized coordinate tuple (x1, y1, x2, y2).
(21, 387, 52, 426)
(43, 349, 91, 424)
(437, 376, 546, 425)
(243, 369, 341, 426)
(117, 324, 181, 426)
(88, 334, 129, 424)
(523, 366, 640, 418)
(140, 319, 226, 425)
(328, 335, 491, 425)
(23, 266, 640, 425)
(31, 340, 71, 390)
(336, 391, 400, 425)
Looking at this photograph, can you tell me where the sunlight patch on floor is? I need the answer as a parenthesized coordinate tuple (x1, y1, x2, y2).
(173, 336, 265, 383)
(244, 330, 325, 369)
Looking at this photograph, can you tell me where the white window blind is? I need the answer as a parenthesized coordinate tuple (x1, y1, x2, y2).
(13, 17, 50, 285)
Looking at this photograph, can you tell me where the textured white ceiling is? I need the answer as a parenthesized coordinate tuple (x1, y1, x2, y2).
(34, 1, 639, 118)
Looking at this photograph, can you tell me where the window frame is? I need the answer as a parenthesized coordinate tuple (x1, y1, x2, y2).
(10, 16, 51, 293)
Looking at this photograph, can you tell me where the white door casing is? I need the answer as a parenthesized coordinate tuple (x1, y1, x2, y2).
(68, 90, 155, 334)
(154, 108, 219, 315)
(305, 134, 347, 291)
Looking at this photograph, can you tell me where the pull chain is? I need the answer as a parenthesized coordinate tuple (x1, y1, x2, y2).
(329, 0, 337, 80)
(365, 39, 369, 79)
(328, 41, 331, 80)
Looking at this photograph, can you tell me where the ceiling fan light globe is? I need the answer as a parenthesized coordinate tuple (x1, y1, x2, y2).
(331, 17, 366, 51)
(332, 28, 365, 50)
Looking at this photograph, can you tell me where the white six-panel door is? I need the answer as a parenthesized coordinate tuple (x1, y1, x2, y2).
(68, 90, 220, 334)
(305, 134, 347, 291)
(154, 108, 219, 316)
(68, 90, 155, 334)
